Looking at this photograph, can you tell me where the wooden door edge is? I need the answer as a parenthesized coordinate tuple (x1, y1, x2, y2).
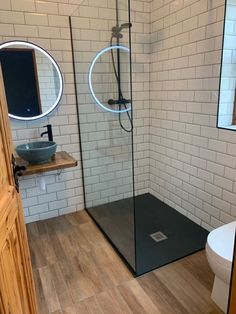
(0, 64, 14, 184)
(16, 202, 38, 314)
(0, 62, 38, 314)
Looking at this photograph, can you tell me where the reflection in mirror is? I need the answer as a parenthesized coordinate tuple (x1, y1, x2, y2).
(0, 41, 63, 121)
(218, 0, 236, 130)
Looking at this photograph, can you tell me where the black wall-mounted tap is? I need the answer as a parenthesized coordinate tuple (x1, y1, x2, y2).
(40, 124, 53, 142)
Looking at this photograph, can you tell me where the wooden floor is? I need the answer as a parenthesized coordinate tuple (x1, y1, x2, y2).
(27, 211, 223, 314)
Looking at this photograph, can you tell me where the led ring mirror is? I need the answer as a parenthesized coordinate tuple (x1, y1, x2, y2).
(0, 41, 63, 121)
(89, 45, 131, 114)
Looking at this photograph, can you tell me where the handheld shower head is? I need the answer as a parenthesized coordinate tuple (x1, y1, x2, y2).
(119, 23, 132, 31)
(111, 23, 132, 38)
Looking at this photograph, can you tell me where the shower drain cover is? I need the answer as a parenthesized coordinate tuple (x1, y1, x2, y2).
(150, 231, 168, 243)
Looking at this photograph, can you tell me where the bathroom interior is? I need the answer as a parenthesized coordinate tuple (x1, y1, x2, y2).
(0, 0, 236, 313)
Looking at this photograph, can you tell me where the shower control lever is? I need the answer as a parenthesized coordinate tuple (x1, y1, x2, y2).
(108, 98, 130, 105)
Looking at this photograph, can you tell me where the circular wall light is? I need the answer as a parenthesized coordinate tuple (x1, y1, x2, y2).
(88, 45, 131, 114)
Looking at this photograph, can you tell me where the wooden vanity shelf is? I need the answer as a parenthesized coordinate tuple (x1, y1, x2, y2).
(16, 151, 78, 176)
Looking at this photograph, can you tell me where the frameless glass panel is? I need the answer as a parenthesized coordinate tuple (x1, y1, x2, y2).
(70, 0, 135, 271)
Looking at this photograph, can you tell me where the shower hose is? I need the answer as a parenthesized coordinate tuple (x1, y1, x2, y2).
(110, 36, 133, 133)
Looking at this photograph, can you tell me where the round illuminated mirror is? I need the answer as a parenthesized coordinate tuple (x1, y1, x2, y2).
(0, 41, 63, 121)
(89, 45, 131, 114)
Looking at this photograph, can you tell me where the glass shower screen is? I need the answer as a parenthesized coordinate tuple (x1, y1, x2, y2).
(70, 0, 135, 271)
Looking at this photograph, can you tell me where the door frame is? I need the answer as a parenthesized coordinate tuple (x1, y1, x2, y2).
(0, 64, 38, 314)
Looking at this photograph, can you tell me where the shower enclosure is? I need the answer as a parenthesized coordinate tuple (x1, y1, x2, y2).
(70, 0, 135, 271)
(70, 0, 208, 276)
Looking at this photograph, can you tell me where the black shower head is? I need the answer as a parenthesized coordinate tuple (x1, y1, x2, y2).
(112, 23, 132, 36)
(120, 23, 132, 31)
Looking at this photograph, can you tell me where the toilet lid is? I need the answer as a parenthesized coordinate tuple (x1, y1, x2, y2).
(207, 221, 236, 265)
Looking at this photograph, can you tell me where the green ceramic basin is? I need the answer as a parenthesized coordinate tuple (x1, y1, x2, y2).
(16, 141, 57, 165)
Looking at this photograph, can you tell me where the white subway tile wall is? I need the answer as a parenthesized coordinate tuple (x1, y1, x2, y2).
(149, 0, 236, 231)
(70, 0, 150, 207)
(0, 0, 150, 222)
(0, 0, 84, 223)
(1, 0, 236, 230)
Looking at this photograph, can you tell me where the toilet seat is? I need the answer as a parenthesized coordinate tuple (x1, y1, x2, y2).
(206, 221, 236, 284)
(206, 221, 236, 312)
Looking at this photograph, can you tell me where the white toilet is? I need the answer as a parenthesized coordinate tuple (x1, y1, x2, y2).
(206, 221, 236, 313)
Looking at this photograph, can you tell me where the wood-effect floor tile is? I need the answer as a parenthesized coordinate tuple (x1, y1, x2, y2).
(27, 211, 223, 314)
